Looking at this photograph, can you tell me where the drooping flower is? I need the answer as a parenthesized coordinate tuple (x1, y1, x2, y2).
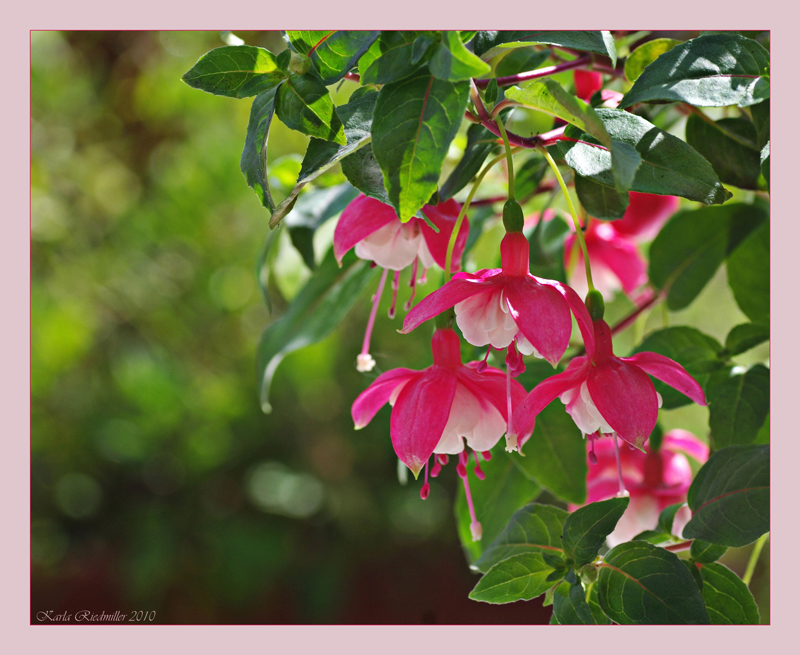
(573, 70, 604, 101)
(611, 192, 680, 243)
(512, 318, 707, 450)
(570, 430, 709, 547)
(402, 231, 595, 368)
(334, 194, 469, 371)
(351, 328, 532, 540)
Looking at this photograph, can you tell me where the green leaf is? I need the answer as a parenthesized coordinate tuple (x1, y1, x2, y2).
(275, 74, 346, 146)
(514, 156, 549, 200)
(598, 541, 710, 624)
(685, 116, 761, 190)
(658, 502, 687, 535)
(506, 79, 610, 147)
(632, 529, 672, 545)
(624, 38, 681, 83)
(473, 31, 617, 67)
(182, 45, 286, 98)
(690, 540, 728, 564)
(760, 142, 769, 189)
(527, 213, 569, 283)
(473, 502, 568, 573)
(469, 553, 555, 604)
(558, 109, 731, 205)
(496, 48, 551, 78)
(620, 34, 769, 109)
(512, 401, 587, 504)
(632, 327, 724, 409)
(257, 249, 379, 412)
(562, 497, 629, 567)
(359, 31, 428, 85)
(700, 563, 760, 624)
(340, 144, 388, 204)
(584, 581, 611, 624)
(724, 323, 769, 356)
(240, 86, 281, 211)
(455, 451, 542, 564)
(609, 141, 642, 192)
(429, 30, 491, 81)
(727, 219, 769, 324)
(371, 71, 470, 221)
(574, 174, 629, 220)
(751, 99, 770, 150)
(439, 123, 500, 201)
(708, 365, 769, 448)
(551, 582, 597, 624)
(305, 31, 379, 84)
(284, 31, 333, 56)
(684, 444, 769, 547)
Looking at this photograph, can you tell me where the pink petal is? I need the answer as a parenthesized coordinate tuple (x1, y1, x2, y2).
(612, 192, 680, 242)
(587, 359, 660, 448)
(391, 367, 458, 476)
(419, 199, 469, 271)
(457, 365, 528, 421)
(662, 429, 709, 463)
(401, 274, 499, 334)
(621, 352, 707, 406)
(537, 277, 596, 357)
(503, 277, 572, 366)
(351, 368, 422, 429)
(573, 70, 603, 101)
(333, 194, 399, 264)
(512, 357, 590, 439)
(587, 232, 647, 293)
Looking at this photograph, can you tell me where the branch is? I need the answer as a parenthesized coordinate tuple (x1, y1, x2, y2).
(474, 55, 591, 89)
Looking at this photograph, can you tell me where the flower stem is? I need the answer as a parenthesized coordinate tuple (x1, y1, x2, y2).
(494, 115, 515, 201)
(474, 55, 591, 89)
(612, 434, 628, 497)
(743, 532, 768, 586)
(537, 144, 595, 292)
(357, 268, 389, 371)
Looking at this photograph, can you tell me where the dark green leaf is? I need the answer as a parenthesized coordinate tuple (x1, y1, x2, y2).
(609, 140, 643, 191)
(473, 502, 568, 573)
(275, 74, 346, 146)
(708, 365, 769, 448)
(658, 502, 687, 535)
(760, 142, 769, 189)
(624, 38, 681, 83)
(527, 213, 569, 283)
(584, 581, 611, 624)
(620, 34, 770, 108)
(439, 124, 499, 201)
(412, 34, 436, 64)
(305, 31, 379, 84)
(456, 451, 542, 564)
(429, 30, 491, 81)
(514, 156, 549, 200)
(552, 582, 597, 624)
(358, 31, 426, 85)
(469, 553, 555, 604)
(724, 323, 769, 356)
(257, 249, 379, 412)
(575, 174, 629, 220)
(684, 559, 705, 591)
(632, 327, 723, 409)
(512, 401, 587, 504)
(473, 31, 617, 67)
(496, 48, 551, 78)
(558, 109, 731, 205)
(684, 444, 769, 547)
(700, 563, 760, 624)
(598, 541, 710, 624)
(751, 99, 769, 149)
(371, 71, 470, 221)
(632, 529, 672, 545)
(562, 497, 629, 568)
(727, 219, 769, 324)
(182, 45, 286, 98)
(240, 86, 280, 211)
(284, 31, 333, 56)
(685, 116, 761, 190)
(483, 78, 498, 105)
(340, 144, 388, 204)
(690, 540, 728, 564)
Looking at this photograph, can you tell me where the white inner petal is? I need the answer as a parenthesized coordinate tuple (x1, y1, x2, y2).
(355, 221, 421, 270)
(560, 381, 614, 436)
(435, 383, 506, 454)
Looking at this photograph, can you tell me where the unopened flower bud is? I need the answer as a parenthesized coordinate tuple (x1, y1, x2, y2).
(502, 199, 525, 233)
(289, 51, 311, 75)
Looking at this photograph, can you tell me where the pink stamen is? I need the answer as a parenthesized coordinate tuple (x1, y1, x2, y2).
(357, 268, 389, 372)
(404, 258, 419, 311)
(437, 454, 449, 466)
(588, 434, 598, 465)
(612, 433, 629, 497)
(418, 267, 428, 285)
(481, 450, 492, 461)
(430, 459, 442, 478)
(461, 469, 482, 541)
(476, 346, 493, 373)
(456, 450, 468, 478)
(506, 357, 513, 443)
(420, 460, 431, 499)
(388, 270, 401, 319)
(472, 451, 485, 480)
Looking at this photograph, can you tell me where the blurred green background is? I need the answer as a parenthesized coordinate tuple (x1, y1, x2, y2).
(31, 31, 768, 624)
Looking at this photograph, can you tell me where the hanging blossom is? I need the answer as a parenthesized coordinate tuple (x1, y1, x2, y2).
(512, 318, 707, 451)
(334, 194, 469, 372)
(351, 328, 532, 541)
(571, 430, 709, 547)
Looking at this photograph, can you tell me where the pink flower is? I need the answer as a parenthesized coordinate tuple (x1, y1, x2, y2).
(573, 70, 603, 101)
(569, 430, 709, 547)
(351, 328, 533, 540)
(512, 319, 707, 450)
(402, 231, 595, 367)
(612, 192, 680, 242)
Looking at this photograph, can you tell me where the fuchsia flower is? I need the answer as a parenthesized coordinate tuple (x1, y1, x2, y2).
(334, 194, 469, 371)
(570, 430, 709, 547)
(612, 192, 681, 243)
(512, 319, 707, 450)
(351, 328, 532, 540)
(402, 231, 595, 367)
(573, 70, 604, 101)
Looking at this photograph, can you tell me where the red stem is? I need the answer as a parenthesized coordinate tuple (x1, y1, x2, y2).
(474, 55, 591, 89)
(665, 541, 692, 553)
(344, 71, 361, 83)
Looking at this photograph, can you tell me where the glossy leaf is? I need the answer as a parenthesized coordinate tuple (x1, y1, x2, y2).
(371, 71, 470, 221)
(469, 553, 555, 604)
(727, 219, 769, 325)
(473, 31, 617, 67)
(724, 323, 769, 356)
(708, 365, 770, 448)
(473, 502, 568, 573)
(620, 34, 770, 108)
(275, 74, 346, 146)
(359, 31, 427, 85)
(700, 563, 760, 624)
(340, 144, 388, 204)
(760, 142, 769, 189)
(685, 116, 761, 190)
(429, 30, 491, 81)
(562, 497, 629, 568)
(575, 174, 629, 220)
(632, 529, 672, 545)
(609, 140, 642, 192)
(527, 213, 569, 283)
(624, 38, 681, 83)
(240, 86, 280, 211)
(558, 109, 731, 205)
(306, 31, 379, 84)
(182, 45, 286, 98)
(658, 502, 687, 535)
(584, 582, 611, 624)
(551, 582, 597, 624)
(496, 48, 551, 78)
(439, 123, 499, 201)
(284, 31, 333, 55)
(752, 99, 770, 149)
(257, 250, 379, 413)
(598, 541, 710, 624)
(684, 444, 769, 547)
(690, 540, 728, 564)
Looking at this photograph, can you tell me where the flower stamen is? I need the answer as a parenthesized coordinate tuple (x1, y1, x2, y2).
(357, 268, 389, 372)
